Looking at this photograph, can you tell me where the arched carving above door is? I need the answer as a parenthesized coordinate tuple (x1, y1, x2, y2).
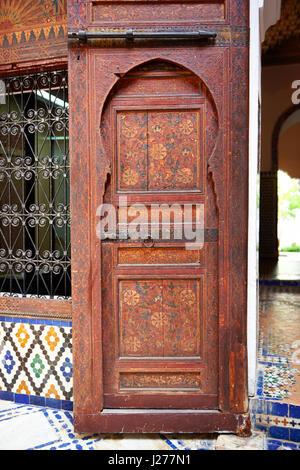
(100, 59, 219, 196)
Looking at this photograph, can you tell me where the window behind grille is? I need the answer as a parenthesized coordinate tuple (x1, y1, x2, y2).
(0, 70, 71, 299)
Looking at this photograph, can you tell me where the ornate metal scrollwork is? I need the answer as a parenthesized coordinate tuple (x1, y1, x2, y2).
(0, 70, 71, 299)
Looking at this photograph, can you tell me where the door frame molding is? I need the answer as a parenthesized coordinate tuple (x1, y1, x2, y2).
(69, 43, 250, 433)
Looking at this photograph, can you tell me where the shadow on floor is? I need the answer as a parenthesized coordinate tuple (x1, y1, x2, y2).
(260, 252, 300, 282)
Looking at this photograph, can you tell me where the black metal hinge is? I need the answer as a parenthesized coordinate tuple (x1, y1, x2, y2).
(68, 29, 217, 43)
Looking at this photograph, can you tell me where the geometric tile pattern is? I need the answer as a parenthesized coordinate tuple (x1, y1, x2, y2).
(251, 398, 300, 447)
(250, 285, 300, 449)
(266, 439, 299, 450)
(256, 362, 299, 401)
(0, 317, 72, 401)
(264, 365, 298, 400)
(255, 413, 300, 431)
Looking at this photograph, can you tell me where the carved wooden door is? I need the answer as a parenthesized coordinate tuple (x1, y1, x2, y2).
(101, 61, 218, 411)
(68, 0, 250, 434)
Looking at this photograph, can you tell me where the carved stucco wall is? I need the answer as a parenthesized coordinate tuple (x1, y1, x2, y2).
(0, 0, 67, 65)
(262, 0, 300, 54)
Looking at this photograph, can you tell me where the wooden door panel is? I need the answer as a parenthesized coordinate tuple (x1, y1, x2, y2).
(116, 204, 205, 241)
(104, 392, 218, 411)
(117, 110, 148, 191)
(69, 0, 249, 433)
(148, 110, 201, 191)
(116, 73, 202, 97)
(101, 61, 219, 410)
(102, 239, 218, 409)
(119, 371, 202, 390)
(115, 106, 204, 192)
(117, 245, 202, 266)
(118, 278, 202, 358)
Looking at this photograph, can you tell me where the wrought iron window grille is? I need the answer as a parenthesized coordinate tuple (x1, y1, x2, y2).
(0, 70, 71, 299)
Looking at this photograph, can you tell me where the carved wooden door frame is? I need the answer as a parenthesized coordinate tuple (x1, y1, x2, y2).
(68, 0, 250, 434)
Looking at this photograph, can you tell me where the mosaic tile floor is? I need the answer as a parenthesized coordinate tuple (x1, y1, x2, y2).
(250, 285, 300, 449)
(0, 400, 222, 450)
(258, 285, 300, 404)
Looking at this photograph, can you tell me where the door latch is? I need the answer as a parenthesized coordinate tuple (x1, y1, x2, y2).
(68, 29, 217, 43)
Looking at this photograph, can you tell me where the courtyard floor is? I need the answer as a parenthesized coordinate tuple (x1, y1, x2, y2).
(0, 283, 299, 450)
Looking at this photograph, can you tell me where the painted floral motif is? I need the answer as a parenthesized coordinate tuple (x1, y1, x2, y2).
(117, 110, 201, 191)
(123, 289, 140, 306)
(149, 143, 167, 161)
(123, 151, 135, 160)
(122, 168, 139, 186)
(179, 119, 194, 135)
(124, 336, 142, 353)
(151, 312, 168, 329)
(118, 111, 148, 190)
(119, 280, 201, 357)
(180, 289, 196, 306)
(175, 168, 193, 184)
(182, 338, 197, 353)
(147, 111, 200, 191)
(182, 148, 191, 157)
(121, 126, 138, 139)
(152, 124, 163, 134)
(120, 115, 139, 138)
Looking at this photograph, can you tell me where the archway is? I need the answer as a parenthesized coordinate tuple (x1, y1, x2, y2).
(260, 104, 300, 279)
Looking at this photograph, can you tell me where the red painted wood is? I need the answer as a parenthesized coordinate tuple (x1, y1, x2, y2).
(68, 0, 250, 432)
(100, 62, 219, 411)
(74, 410, 249, 434)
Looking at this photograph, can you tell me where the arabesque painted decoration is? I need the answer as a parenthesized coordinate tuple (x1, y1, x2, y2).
(117, 110, 201, 191)
(119, 279, 201, 357)
(0, 0, 67, 64)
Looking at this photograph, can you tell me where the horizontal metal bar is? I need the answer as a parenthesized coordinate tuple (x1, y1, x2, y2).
(101, 228, 218, 242)
(68, 29, 217, 42)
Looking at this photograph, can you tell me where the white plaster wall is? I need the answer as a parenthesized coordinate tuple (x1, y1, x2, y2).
(248, 0, 261, 397)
